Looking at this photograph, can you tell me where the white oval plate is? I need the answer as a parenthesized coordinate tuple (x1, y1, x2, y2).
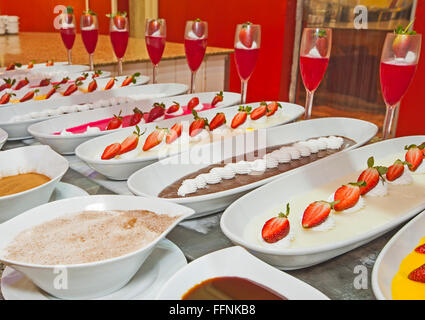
(79, 75, 150, 90)
(127, 117, 377, 218)
(0, 83, 188, 140)
(156, 246, 328, 300)
(76, 101, 305, 180)
(372, 209, 425, 300)
(220, 135, 425, 270)
(28, 91, 240, 155)
(1, 239, 186, 300)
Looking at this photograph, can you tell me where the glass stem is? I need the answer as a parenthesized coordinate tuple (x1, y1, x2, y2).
(152, 65, 158, 84)
(67, 49, 72, 65)
(118, 58, 123, 76)
(190, 71, 197, 94)
(382, 103, 398, 140)
(304, 89, 315, 120)
(89, 54, 94, 71)
(241, 80, 248, 104)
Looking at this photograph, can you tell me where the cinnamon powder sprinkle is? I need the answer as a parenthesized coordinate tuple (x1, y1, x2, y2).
(3, 210, 179, 265)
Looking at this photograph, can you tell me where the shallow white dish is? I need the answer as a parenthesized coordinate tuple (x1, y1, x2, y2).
(0, 195, 194, 299)
(1, 239, 186, 300)
(49, 181, 89, 200)
(0, 127, 7, 149)
(372, 209, 425, 300)
(0, 83, 188, 140)
(128, 117, 377, 218)
(80, 74, 150, 90)
(156, 246, 328, 300)
(76, 101, 305, 180)
(28, 91, 240, 155)
(0, 145, 69, 223)
(220, 135, 425, 270)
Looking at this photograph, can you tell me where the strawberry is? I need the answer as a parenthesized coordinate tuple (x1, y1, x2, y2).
(6, 62, 21, 71)
(166, 123, 183, 144)
(119, 126, 146, 155)
(45, 85, 59, 99)
(20, 89, 39, 102)
(408, 263, 425, 283)
(107, 11, 127, 30)
(415, 243, 425, 254)
(101, 143, 121, 160)
(106, 111, 123, 130)
(63, 82, 81, 96)
(0, 92, 14, 104)
(0, 79, 16, 92)
(104, 78, 116, 90)
(81, 10, 96, 28)
(75, 73, 89, 82)
(39, 78, 51, 87)
(64, 6, 74, 24)
(121, 72, 140, 87)
(231, 106, 251, 129)
(129, 107, 144, 126)
(187, 97, 200, 111)
(392, 21, 416, 58)
(147, 19, 161, 35)
(192, 18, 206, 38)
(250, 102, 267, 120)
(302, 200, 338, 229)
(189, 110, 208, 137)
(166, 102, 180, 114)
(14, 78, 29, 90)
(147, 102, 166, 122)
(209, 112, 226, 131)
(261, 203, 291, 243)
(405, 144, 425, 171)
(92, 70, 103, 78)
(357, 157, 388, 195)
(386, 159, 411, 181)
(239, 22, 254, 48)
(266, 101, 282, 116)
(27, 61, 34, 69)
(211, 91, 224, 106)
(315, 29, 328, 57)
(87, 79, 97, 92)
(46, 60, 54, 66)
(333, 181, 366, 211)
(143, 127, 166, 151)
(59, 77, 69, 84)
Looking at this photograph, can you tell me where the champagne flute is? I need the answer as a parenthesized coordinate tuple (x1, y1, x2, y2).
(234, 22, 261, 104)
(380, 30, 421, 139)
(145, 18, 166, 84)
(184, 19, 208, 93)
(81, 10, 98, 71)
(299, 28, 332, 120)
(108, 12, 129, 76)
(59, 6, 76, 65)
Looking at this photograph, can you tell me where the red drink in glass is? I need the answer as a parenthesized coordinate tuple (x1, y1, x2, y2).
(60, 28, 76, 50)
(110, 31, 129, 59)
(234, 47, 260, 81)
(82, 29, 98, 54)
(146, 35, 166, 66)
(380, 61, 417, 106)
(299, 55, 329, 92)
(184, 38, 207, 72)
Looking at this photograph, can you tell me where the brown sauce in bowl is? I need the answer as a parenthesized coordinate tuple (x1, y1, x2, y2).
(0, 172, 51, 197)
(182, 277, 288, 300)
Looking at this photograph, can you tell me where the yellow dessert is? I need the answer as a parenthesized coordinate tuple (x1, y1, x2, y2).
(0, 172, 51, 197)
(392, 236, 425, 300)
(34, 95, 46, 100)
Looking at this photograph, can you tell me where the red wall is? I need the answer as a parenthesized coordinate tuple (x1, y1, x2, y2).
(0, 0, 128, 35)
(396, 1, 425, 136)
(159, 0, 295, 103)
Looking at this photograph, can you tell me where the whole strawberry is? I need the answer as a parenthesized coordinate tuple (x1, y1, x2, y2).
(392, 21, 416, 58)
(357, 157, 388, 195)
(405, 143, 425, 171)
(147, 102, 166, 122)
(262, 204, 291, 243)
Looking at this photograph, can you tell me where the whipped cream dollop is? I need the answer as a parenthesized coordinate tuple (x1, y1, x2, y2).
(270, 150, 291, 163)
(234, 161, 253, 174)
(366, 180, 388, 197)
(263, 154, 279, 169)
(85, 126, 101, 134)
(412, 161, 425, 174)
(309, 215, 336, 232)
(260, 231, 295, 248)
(187, 30, 205, 40)
(59, 129, 73, 136)
(250, 159, 267, 173)
(387, 165, 413, 185)
(235, 40, 258, 50)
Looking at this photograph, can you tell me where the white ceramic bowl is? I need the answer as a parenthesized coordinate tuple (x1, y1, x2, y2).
(220, 136, 425, 270)
(28, 92, 241, 155)
(128, 117, 377, 218)
(0, 83, 188, 140)
(0, 127, 7, 149)
(0, 195, 194, 300)
(156, 246, 329, 300)
(76, 101, 305, 180)
(0, 145, 69, 222)
(372, 209, 425, 300)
